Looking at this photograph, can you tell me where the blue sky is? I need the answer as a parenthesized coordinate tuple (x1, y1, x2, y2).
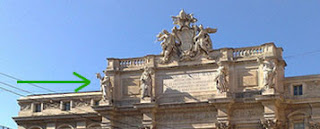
(0, 0, 320, 128)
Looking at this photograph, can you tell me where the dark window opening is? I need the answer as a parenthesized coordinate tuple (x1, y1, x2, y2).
(63, 102, 71, 111)
(34, 104, 41, 112)
(293, 85, 303, 96)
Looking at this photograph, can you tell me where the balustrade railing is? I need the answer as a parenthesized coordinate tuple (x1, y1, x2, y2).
(233, 46, 265, 58)
(119, 58, 145, 68)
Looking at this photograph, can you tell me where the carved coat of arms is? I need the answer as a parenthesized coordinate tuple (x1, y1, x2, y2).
(157, 10, 217, 63)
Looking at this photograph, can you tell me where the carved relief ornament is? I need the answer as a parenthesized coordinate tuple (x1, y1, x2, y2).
(157, 10, 217, 63)
(309, 122, 320, 129)
(216, 122, 233, 129)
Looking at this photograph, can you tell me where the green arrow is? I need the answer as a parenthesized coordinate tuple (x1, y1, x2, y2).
(17, 72, 91, 92)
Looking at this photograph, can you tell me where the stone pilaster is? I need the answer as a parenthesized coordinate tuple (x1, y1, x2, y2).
(216, 104, 230, 128)
(262, 101, 276, 121)
(141, 110, 154, 129)
(210, 98, 234, 129)
(310, 103, 320, 125)
(101, 112, 114, 129)
(134, 103, 156, 129)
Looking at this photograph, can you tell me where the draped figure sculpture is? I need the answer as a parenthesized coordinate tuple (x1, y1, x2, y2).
(157, 29, 177, 63)
(262, 60, 277, 89)
(96, 72, 112, 103)
(140, 67, 153, 99)
(214, 65, 228, 93)
(193, 24, 217, 57)
(157, 10, 218, 63)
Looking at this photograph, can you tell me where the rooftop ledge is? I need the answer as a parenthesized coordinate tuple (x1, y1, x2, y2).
(18, 91, 101, 101)
(105, 42, 284, 71)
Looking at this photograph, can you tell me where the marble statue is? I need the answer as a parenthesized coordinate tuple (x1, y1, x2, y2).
(157, 29, 177, 63)
(214, 64, 228, 93)
(140, 66, 153, 99)
(156, 10, 217, 63)
(193, 24, 217, 57)
(171, 9, 197, 29)
(262, 60, 276, 89)
(96, 72, 112, 103)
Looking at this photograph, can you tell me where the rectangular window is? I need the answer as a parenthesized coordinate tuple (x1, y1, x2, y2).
(94, 100, 99, 106)
(34, 104, 41, 112)
(294, 122, 304, 129)
(63, 102, 71, 111)
(293, 85, 303, 96)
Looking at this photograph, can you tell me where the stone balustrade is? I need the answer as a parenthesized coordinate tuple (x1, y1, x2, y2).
(232, 46, 265, 58)
(119, 58, 146, 67)
(106, 43, 282, 71)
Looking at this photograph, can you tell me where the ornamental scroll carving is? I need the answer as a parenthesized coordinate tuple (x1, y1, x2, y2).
(139, 125, 151, 129)
(73, 99, 90, 107)
(157, 10, 217, 63)
(215, 122, 233, 129)
(309, 122, 320, 129)
(260, 119, 286, 129)
(43, 101, 59, 109)
(20, 103, 31, 111)
(260, 119, 276, 129)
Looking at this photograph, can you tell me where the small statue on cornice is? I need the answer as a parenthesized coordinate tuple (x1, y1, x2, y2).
(140, 66, 153, 99)
(194, 24, 217, 58)
(214, 64, 229, 93)
(96, 72, 112, 104)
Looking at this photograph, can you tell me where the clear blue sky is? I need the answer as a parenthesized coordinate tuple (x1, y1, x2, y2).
(1, 0, 320, 128)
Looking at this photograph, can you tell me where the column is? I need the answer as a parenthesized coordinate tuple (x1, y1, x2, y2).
(261, 102, 278, 129)
(141, 109, 154, 129)
(215, 104, 232, 129)
(101, 113, 113, 129)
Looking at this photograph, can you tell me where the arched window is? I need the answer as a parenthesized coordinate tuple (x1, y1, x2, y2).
(288, 110, 310, 129)
(57, 124, 74, 129)
(28, 126, 43, 129)
(87, 123, 101, 129)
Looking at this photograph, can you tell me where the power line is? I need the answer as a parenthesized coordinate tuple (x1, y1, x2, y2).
(284, 49, 320, 59)
(0, 72, 55, 93)
(0, 73, 156, 128)
(0, 86, 139, 128)
(0, 86, 25, 97)
(0, 82, 33, 94)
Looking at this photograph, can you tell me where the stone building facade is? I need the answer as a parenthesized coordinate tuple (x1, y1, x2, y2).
(13, 10, 320, 129)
